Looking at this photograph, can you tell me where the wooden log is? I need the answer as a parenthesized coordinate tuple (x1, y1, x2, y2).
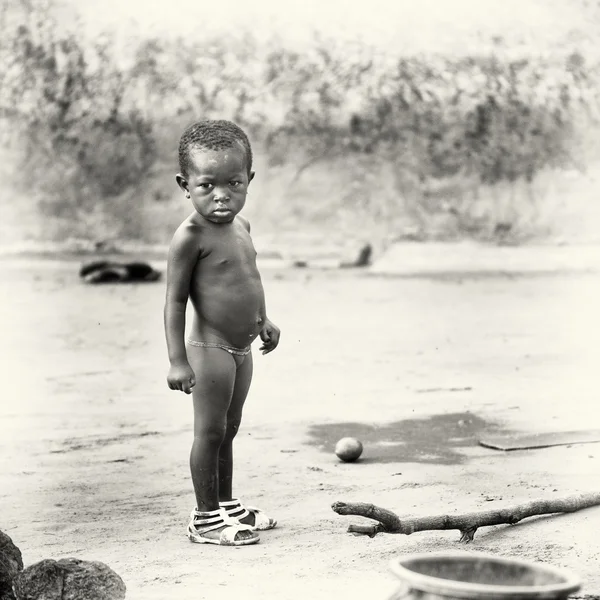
(331, 492, 600, 541)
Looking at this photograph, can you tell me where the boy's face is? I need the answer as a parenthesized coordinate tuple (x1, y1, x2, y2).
(177, 145, 254, 224)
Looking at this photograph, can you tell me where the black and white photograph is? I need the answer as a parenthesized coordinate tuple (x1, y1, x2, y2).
(1, 0, 599, 598)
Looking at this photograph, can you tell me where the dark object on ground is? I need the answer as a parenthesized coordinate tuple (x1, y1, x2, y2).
(332, 492, 600, 541)
(292, 243, 373, 269)
(0, 531, 23, 600)
(479, 429, 600, 451)
(14, 558, 126, 600)
(340, 243, 372, 268)
(79, 260, 161, 284)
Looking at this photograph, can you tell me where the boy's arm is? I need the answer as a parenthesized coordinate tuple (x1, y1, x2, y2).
(238, 214, 251, 233)
(164, 223, 200, 393)
(240, 216, 281, 354)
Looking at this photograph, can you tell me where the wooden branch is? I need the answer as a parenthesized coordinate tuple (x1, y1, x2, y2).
(332, 492, 600, 542)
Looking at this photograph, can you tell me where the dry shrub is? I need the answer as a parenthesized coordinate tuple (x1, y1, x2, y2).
(1, 0, 599, 245)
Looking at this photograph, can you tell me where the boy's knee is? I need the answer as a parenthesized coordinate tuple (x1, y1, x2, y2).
(195, 423, 227, 446)
(223, 420, 241, 442)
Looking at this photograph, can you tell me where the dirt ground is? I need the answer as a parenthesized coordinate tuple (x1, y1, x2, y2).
(1, 256, 600, 600)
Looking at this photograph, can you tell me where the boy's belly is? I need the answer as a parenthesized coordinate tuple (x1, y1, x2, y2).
(189, 280, 266, 349)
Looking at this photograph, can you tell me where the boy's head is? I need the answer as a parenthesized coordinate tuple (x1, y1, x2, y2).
(178, 120, 253, 178)
(176, 120, 255, 224)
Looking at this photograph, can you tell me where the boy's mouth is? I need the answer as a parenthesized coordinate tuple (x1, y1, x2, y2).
(212, 208, 233, 219)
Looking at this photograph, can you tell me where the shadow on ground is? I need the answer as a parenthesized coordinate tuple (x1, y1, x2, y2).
(307, 412, 509, 465)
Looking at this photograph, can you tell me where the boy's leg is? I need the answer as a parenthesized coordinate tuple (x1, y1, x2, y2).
(188, 344, 235, 511)
(218, 351, 275, 530)
(187, 345, 256, 543)
(218, 351, 253, 501)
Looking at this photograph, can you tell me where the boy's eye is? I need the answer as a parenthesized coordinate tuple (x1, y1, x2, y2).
(198, 183, 213, 189)
(229, 181, 242, 187)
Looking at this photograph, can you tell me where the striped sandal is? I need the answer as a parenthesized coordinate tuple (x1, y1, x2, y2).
(186, 508, 260, 546)
(219, 498, 277, 531)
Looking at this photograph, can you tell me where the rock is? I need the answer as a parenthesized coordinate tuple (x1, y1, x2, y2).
(13, 560, 61, 600)
(0, 532, 23, 572)
(14, 558, 126, 600)
(0, 531, 23, 600)
(340, 243, 373, 268)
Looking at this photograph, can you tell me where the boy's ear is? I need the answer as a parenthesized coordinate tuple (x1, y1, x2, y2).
(248, 170, 255, 184)
(175, 173, 189, 194)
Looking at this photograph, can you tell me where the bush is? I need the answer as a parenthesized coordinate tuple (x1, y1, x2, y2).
(0, 0, 156, 211)
(1, 0, 599, 244)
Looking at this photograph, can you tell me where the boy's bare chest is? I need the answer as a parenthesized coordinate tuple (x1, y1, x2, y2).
(199, 229, 258, 273)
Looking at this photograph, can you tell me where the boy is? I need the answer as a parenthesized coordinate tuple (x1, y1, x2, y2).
(164, 120, 280, 546)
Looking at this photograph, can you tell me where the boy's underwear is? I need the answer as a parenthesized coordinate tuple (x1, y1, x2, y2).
(187, 339, 251, 357)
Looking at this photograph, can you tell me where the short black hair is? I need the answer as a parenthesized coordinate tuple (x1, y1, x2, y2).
(178, 119, 253, 177)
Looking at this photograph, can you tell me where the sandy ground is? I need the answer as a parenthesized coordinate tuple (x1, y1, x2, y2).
(1, 256, 600, 600)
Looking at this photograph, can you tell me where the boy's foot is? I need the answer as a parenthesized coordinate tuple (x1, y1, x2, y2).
(187, 508, 260, 546)
(219, 498, 277, 531)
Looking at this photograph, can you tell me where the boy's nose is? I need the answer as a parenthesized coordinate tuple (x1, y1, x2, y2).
(213, 188, 230, 202)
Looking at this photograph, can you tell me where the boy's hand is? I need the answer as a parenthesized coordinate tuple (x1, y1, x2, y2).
(259, 319, 280, 354)
(167, 362, 196, 394)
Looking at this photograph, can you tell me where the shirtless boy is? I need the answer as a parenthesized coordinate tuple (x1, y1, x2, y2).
(164, 120, 280, 546)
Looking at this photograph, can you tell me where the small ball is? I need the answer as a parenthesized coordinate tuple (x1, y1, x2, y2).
(335, 437, 363, 462)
